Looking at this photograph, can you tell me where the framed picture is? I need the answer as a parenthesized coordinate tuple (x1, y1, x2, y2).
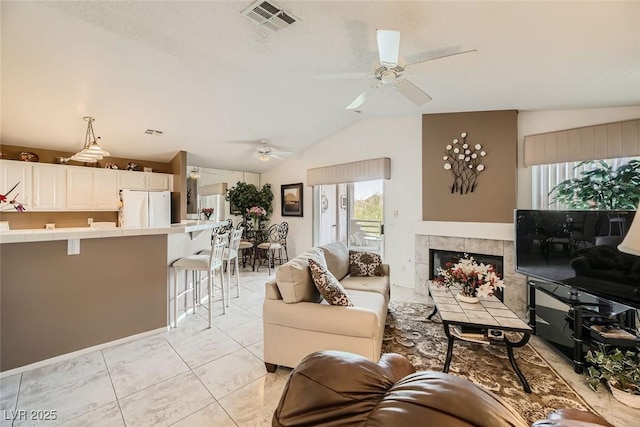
(281, 183, 304, 217)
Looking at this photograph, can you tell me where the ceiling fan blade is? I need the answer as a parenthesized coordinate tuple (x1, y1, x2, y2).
(313, 72, 370, 80)
(345, 90, 369, 110)
(376, 29, 400, 67)
(270, 154, 285, 160)
(407, 49, 477, 68)
(396, 79, 432, 107)
(270, 151, 293, 157)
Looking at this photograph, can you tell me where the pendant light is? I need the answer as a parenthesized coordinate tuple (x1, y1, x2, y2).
(70, 116, 110, 163)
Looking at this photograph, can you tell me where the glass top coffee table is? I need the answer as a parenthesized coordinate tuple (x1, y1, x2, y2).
(426, 281, 533, 393)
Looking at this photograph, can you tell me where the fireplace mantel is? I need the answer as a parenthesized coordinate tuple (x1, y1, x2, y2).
(414, 221, 514, 241)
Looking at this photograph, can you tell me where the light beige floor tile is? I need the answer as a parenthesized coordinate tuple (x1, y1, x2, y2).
(119, 372, 213, 427)
(170, 402, 235, 427)
(171, 327, 243, 369)
(14, 370, 115, 426)
(1, 374, 21, 427)
(19, 351, 105, 396)
(61, 401, 125, 427)
(164, 312, 220, 347)
(0, 373, 21, 409)
(101, 334, 167, 367)
(208, 306, 259, 332)
(195, 348, 266, 399)
(246, 341, 264, 361)
(218, 373, 287, 427)
(105, 339, 189, 398)
(224, 319, 263, 347)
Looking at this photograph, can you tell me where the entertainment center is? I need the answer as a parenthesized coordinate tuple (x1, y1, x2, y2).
(516, 209, 640, 373)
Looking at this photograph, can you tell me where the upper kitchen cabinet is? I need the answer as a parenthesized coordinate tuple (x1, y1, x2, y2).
(32, 164, 66, 211)
(120, 171, 172, 191)
(0, 160, 33, 209)
(66, 167, 119, 211)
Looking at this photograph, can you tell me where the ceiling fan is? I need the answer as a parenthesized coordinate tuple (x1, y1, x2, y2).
(322, 30, 476, 110)
(255, 139, 293, 161)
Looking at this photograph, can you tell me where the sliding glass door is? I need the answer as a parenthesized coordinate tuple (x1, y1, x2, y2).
(314, 180, 384, 256)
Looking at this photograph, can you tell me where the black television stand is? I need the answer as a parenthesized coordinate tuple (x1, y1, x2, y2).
(528, 279, 639, 374)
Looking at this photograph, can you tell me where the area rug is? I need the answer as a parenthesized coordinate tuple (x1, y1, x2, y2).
(382, 301, 594, 424)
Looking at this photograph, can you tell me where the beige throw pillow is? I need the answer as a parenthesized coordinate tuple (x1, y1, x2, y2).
(348, 250, 385, 277)
(308, 259, 353, 307)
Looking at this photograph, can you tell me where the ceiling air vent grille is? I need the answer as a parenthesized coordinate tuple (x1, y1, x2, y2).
(242, 1, 298, 31)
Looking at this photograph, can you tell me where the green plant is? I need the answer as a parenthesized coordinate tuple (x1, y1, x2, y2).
(225, 181, 274, 224)
(548, 160, 640, 209)
(585, 345, 640, 395)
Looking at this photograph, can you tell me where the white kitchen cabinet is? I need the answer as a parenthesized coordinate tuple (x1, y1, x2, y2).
(66, 167, 93, 210)
(0, 160, 33, 209)
(119, 171, 148, 190)
(119, 171, 172, 191)
(146, 173, 171, 190)
(92, 169, 119, 210)
(32, 164, 66, 210)
(66, 167, 119, 211)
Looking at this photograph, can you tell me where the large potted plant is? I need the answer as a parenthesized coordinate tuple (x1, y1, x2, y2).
(548, 160, 640, 209)
(585, 345, 640, 408)
(225, 182, 274, 229)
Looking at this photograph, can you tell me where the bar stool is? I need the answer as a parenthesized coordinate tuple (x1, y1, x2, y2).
(223, 228, 244, 305)
(172, 233, 227, 328)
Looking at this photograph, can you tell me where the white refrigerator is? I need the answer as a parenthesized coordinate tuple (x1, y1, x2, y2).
(121, 189, 171, 228)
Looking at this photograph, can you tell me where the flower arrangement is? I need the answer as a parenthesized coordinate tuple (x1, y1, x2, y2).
(247, 206, 266, 219)
(0, 182, 26, 212)
(201, 207, 214, 220)
(434, 254, 504, 299)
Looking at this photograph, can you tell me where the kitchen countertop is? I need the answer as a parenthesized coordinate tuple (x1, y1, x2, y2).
(0, 220, 224, 244)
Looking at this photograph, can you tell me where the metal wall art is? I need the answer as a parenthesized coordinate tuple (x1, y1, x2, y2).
(443, 132, 487, 194)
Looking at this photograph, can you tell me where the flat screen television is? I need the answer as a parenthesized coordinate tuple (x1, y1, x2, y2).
(515, 209, 640, 308)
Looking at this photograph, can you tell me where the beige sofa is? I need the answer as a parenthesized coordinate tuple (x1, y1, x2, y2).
(263, 241, 390, 372)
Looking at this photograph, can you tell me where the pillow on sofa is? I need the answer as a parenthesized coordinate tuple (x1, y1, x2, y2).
(309, 259, 353, 307)
(320, 241, 350, 280)
(276, 247, 326, 304)
(349, 250, 385, 277)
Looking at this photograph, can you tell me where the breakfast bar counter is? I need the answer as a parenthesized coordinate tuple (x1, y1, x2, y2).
(0, 221, 221, 372)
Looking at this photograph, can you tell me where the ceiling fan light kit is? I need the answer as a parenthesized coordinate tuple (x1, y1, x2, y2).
(70, 116, 110, 163)
(340, 29, 476, 111)
(255, 139, 292, 162)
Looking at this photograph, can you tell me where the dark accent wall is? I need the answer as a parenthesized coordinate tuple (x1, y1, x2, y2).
(422, 110, 518, 223)
(0, 235, 167, 371)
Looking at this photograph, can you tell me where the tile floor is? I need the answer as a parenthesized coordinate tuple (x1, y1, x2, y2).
(1, 269, 638, 426)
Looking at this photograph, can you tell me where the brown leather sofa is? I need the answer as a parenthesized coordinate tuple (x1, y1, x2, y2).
(273, 351, 613, 427)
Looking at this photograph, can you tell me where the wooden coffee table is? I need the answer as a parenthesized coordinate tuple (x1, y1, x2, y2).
(426, 281, 533, 393)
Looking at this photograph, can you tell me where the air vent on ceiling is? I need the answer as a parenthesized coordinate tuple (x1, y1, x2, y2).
(242, 1, 298, 31)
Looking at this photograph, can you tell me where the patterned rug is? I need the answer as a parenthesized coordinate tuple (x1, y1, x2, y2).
(382, 301, 593, 424)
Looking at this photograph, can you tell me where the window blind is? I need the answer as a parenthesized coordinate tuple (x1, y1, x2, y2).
(523, 119, 640, 166)
(306, 158, 390, 186)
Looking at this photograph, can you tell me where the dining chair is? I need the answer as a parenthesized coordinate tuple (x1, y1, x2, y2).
(255, 223, 283, 275)
(278, 221, 289, 263)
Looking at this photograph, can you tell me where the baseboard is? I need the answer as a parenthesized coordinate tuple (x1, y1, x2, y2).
(0, 327, 168, 378)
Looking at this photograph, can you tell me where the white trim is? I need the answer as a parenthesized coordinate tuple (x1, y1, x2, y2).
(0, 327, 167, 378)
(414, 221, 514, 241)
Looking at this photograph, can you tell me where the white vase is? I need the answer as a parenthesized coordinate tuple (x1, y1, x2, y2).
(609, 381, 640, 409)
(457, 293, 479, 304)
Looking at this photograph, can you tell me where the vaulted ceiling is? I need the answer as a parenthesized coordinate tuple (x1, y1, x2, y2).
(2, 1, 639, 172)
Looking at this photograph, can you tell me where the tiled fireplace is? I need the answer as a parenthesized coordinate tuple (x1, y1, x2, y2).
(415, 222, 528, 318)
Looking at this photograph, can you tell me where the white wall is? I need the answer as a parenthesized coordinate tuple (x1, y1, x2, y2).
(517, 106, 640, 208)
(262, 116, 422, 286)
